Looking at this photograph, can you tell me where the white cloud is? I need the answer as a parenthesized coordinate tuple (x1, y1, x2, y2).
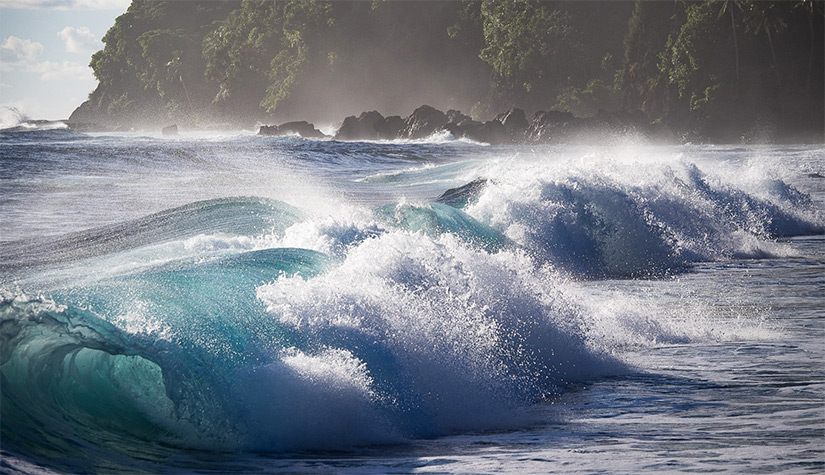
(58, 26, 99, 54)
(1, 36, 92, 81)
(0, 36, 44, 66)
(0, 0, 130, 10)
(31, 60, 93, 81)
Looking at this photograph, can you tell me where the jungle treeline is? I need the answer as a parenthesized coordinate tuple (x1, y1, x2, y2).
(70, 0, 825, 142)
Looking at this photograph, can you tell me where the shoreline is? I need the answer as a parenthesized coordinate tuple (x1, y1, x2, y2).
(59, 104, 825, 145)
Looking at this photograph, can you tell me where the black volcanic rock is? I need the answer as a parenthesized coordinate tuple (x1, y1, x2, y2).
(258, 125, 279, 135)
(68, 99, 98, 124)
(280, 121, 327, 138)
(375, 115, 405, 140)
(258, 121, 327, 138)
(445, 119, 508, 145)
(435, 178, 488, 207)
(495, 108, 528, 140)
(335, 111, 385, 140)
(401, 105, 449, 139)
(257, 106, 658, 145)
(523, 109, 657, 143)
(446, 109, 472, 124)
(526, 110, 576, 142)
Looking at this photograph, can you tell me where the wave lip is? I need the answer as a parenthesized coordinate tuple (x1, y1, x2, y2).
(0, 197, 303, 278)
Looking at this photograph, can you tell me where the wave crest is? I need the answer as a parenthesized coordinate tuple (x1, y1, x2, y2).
(465, 158, 822, 277)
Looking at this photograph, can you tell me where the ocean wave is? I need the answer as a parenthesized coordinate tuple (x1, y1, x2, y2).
(0, 234, 621, 463)
(463, 157, 822, 277)
(330, 129, 490, 146)
(1, 149, 820, 467)
(0, 107, 75, 137)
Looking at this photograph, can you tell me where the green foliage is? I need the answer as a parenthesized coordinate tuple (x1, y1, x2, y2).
(202, 1, 280, 105)
(555, 79, 621, 117)
(262, 0, 333, 112)
(618, 1, 680, 116)
(630, 0, 825, 139)
(659, 2, 718, 103)
(448, 1, 483, 50)
(202, 0, 333, 113)
(137, 29, 187, 94)
(87, 1, 235, 124)
(478, 0, 578, 106)
(261, 48, 307, 112)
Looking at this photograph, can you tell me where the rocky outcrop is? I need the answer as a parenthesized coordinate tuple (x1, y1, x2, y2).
(494, 108, 529, 141)
(441, 108, 512, 144)
(335, 111, 385, 140)
(524, 109, 659, 143)
(162, 124, 179, 136)
(400, 105, 449, 139)
(68, 99, 98, 124)
(252, 104, 659, 145)
(444, 119, 508, 145)
(375, 115, 405, 139)
(446, 109, 472, 124)
(435, 178, 488, 207)
(258, 121, 327, 138)
(525, 110, 576, 141)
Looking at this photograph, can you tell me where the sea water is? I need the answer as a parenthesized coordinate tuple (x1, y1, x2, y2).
(1, 124, 823, 473)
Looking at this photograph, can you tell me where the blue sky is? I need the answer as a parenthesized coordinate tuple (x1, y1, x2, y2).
(1, 0, 129, 120)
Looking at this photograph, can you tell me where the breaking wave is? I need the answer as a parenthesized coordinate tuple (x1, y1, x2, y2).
(1, 150, 821, 471)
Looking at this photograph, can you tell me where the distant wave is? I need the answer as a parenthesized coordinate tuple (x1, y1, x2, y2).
(0, 106, 69, 132)
(0, 106, 28, 130)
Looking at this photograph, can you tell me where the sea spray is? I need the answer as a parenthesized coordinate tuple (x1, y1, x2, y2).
(257, 231, 624, 439)
(465, 155, 822, 277)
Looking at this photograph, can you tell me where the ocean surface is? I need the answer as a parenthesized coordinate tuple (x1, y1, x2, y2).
(1, 122, 823, 474)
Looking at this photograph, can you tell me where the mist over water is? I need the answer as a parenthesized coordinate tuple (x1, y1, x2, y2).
(1, 128, 823, 473)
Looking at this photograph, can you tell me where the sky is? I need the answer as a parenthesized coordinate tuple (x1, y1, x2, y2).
(0, 0, 130, 120)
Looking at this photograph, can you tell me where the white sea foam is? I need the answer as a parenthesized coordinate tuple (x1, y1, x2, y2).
(276, 212, 383, 257)
(256, 231, 618, 440)
(464, 151, 820, 276)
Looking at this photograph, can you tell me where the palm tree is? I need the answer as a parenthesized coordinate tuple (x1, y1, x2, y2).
(795, 0, 822, 97)
(713, 0, 742, 82)
(166, 52, 193, 112)
(739, 1, 788, 87)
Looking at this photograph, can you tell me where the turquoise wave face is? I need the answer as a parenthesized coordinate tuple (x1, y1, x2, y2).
(378, 202, 510, 253)
(1, 244, 618, 464)
(1, 247, 333, 465)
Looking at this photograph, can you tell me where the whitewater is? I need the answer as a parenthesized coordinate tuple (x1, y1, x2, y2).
(1, 124, 823, 474)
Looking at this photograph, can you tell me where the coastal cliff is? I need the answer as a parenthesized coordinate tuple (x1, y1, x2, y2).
(71, 0, 824, 143)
